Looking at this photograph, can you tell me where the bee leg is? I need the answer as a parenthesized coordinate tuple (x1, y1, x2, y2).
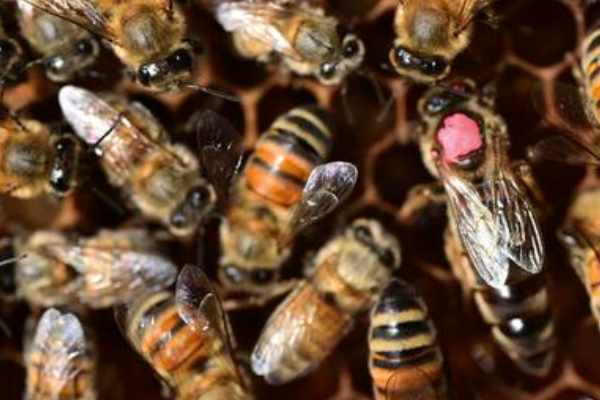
(223, 279, 298, 311)
(398, 182, 445, 225)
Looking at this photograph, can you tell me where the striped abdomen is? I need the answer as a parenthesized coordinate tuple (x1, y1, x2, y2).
(583, 28, 600, 124)
(125, 291, 240, 395)
(445, 229, 556, 376)
(245, 105, 332, 206)
(27, 349, 95, 400)
(251, 257, 370, 384)
(369, 279, 446, 400)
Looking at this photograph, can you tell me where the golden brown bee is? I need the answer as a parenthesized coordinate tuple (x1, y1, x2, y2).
(1, 229, 177, 308)
(20, 0, 197, 91)
(0, 7, 26, 85)
(559, 187, 600, 333)
(116, 264, 254, 400)
(0, 116, 83, 198)
(413, 82, 555, 376)
(369, 279, 446, 400)
(214, 0, 365, 85)
(25, 308, 96, 400)
(251, 219, 401, 384)
(390, 0, 492, 83)
(16, 0, 100, 82)
(197, 107, 358, 297)
(59, 85, 215, 236)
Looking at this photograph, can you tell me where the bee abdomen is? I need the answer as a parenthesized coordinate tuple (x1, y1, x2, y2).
(583, 28, 600, 122)
(245, 105, 332, 206)
(475, 274, 556, 376)
(369, 279, 446, 400)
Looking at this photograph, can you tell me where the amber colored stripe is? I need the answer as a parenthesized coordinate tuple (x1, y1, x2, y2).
(245, 158, 306, 206)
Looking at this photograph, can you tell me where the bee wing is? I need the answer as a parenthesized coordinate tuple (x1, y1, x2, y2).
(282, 162, 358, 243)
(529, 81, 600, 165)
(18, 0, 117, 43)
(175, 264, 238, 351)
(216, 2, 331, 60)
(384, 366, 441, 400)
(484, 137, 545, 275)
(439, 162, 510, 287)
(196, 110, 244, 207)
(47, 245, 178, 306)
(59, 86, 161, 183)
(29, 308, 88, 398)
(250, 281, 322, 384)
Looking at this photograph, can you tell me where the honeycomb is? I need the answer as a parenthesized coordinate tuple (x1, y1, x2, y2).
(1, 0, 600, 399)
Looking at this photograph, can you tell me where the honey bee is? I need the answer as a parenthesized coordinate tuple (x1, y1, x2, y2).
(390, 0, 493, 83)
(25, 308, 96, 400)
(115, 264, 253, 400)
(0, 116, 83, 198)
(197, 107, 358, 297)
(251, 219, 401, 384)
(413, 82, 555, 376)
(20, 0, 197, 91)
(369, 279, 446, 400)
(558, 187, 600, 333)
(2, 229, 177, 308)
(59, 85, 215, 236)
(214, 0, 365, 85)
(16, 0, 100, 82)
(0, 8, 26, 85)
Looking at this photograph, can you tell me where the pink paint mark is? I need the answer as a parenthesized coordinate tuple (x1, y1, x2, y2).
(436, 113, 482, 164)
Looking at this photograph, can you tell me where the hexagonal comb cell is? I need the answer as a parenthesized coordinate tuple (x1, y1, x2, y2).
(2, 0, 600, 399)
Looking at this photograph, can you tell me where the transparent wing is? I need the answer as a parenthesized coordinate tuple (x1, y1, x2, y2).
(439, 161, 510, 287)
(530, 80, 600, 165)
(47, 245, 177, 307)
(29, 308, 89, 399)
(384, 367, 441, 400)
(283, 162, 358, 242)
(196, 110, 244, 206)
(215, 2, 332, 60)
(18, 0, 117, 43)
(250, 279, 324, 385)
(484, 136, 544, 275)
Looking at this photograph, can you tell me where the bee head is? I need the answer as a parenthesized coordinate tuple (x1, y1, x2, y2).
(137, 47, 196, 91)
(45, 38, 99, 82)
(389, 46, 449, 83)
(169, 185, 214, 236)
(316, 34, 365, 85)
(349, 219, 401, 271)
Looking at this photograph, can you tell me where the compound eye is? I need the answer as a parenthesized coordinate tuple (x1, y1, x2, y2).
(250, 269, 275, 284)
(188, 185, 211, 209)
(421, 57, 447, 76)
(170, 211, 188, 229)
(224, 264, 245, 284)
(137, 63, 159, 86)
(393, 47, 413, 68)
(342, 37, 361, 59)
(379, 248, 396, 268)
(354, 225, 373, 243)
(0, 40, 16, 59)
(75, 39, 94, 55)
(320, 62, 337, 80)
(167, 48, 194, 72)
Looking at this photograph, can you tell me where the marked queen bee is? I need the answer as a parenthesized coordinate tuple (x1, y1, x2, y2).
(16, 0, 100, 82)
(0, 115, 83, 198)
(196, 107, 358, 301)
(369, 279, 447, 400)
(390, 0, 493, 83)
(0, 229, 177, 308)
(116, 264, 254, 400)
(251, 219, 401, 384)
(25, 308, 96, 400)
(19, 0, 198, 91)
(59, 85, 215, 236)
(409, 81, 555, 376)
(213, 0, 365, 85)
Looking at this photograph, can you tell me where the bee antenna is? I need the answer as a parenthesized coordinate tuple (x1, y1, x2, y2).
(184, 83, 240, 102)
(340, 83, 355, 126)
(90, 185, 127, 216)
(89, 112, 124, 153)
(0, 253, 26, 268)
(355, 68, 386, 106)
